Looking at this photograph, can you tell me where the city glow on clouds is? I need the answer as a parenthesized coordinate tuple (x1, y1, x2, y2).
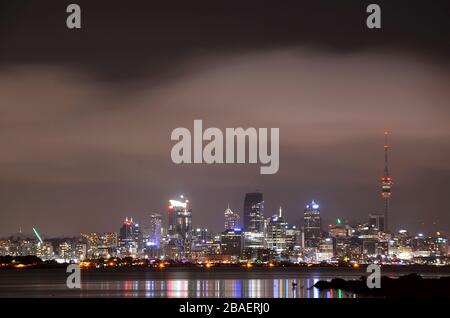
(0, 49, 449, 235)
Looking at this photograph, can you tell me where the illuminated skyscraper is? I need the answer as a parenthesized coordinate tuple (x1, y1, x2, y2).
(167, 195, 192, 258)
(285, 225, 302, 252)
(243, 192, 264, 232)
(220, 228, 243, 259)
(119, 217, 142, 256)
(303, 200, 322, 248)
(148, 213, 162, 248)
(224, 205, 240, 230)
(266, 207, 288, 255)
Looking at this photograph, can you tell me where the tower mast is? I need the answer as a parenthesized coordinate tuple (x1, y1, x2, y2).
(381, 131, 393, 232)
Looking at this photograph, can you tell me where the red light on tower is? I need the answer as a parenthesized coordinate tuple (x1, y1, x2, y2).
(123, 216, 132, 225)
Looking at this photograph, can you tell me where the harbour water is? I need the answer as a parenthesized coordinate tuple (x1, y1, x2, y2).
(0, 267, 447, 298)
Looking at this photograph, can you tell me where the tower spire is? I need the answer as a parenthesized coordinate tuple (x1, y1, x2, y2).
(381, 131, 393, 232)
(384, 131, 389, 177)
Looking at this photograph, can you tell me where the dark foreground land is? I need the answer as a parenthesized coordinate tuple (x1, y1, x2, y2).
(314, 273, 450, 298)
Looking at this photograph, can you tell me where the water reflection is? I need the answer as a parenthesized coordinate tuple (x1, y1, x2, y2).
(82, 278, 356, 298)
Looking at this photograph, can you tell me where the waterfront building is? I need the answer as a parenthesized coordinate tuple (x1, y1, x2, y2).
(315, 238, 334, 261)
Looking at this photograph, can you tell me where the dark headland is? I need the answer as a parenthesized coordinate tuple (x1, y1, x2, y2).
(314, 273, 450, 298)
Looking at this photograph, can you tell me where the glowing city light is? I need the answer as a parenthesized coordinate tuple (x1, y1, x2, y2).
(169, 199, 187, 208)
(32, 228, 43, 244)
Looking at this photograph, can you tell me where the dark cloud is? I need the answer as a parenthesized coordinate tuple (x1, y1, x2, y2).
(1, 1, 450, 81)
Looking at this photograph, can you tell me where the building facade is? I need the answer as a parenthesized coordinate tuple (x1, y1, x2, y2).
(243, 192, 264, 232)
(304, 200, 322, 248)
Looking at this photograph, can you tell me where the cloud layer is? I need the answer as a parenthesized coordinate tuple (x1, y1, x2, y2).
(1, 49, 449, 236)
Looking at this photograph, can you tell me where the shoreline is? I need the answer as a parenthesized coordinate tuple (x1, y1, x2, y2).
(1, 264, 450, 275)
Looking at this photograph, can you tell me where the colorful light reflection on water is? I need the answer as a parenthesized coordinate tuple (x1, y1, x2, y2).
(84, 277, 356, 298)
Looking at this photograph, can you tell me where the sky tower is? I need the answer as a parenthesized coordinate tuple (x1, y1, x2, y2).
(381, 131, 393, 232)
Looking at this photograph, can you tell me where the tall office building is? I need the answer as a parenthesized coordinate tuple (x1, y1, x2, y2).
(243, 232, 265, 250)
(192, 228, 211, 243)
(243, 192, 264, 232)
(303, 200, 322, 248)
(285, 225, 302, 252)
(167, 195, 192, 258)
(119, 217, 142, 256)
(224, 205, 240, 230)
(221, 228, 243, 259)
(266, 207, 288, 255)
(148, 213, 162, 248)
(191, 228, 216, 258)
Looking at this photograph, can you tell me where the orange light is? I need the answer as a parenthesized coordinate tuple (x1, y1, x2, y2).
(245, 262, 253, 268)
(352, 262, 360, 269)
(268, 262, 275, 267)
(205, 263, 212, 268)
(158, 263, 165, 269)
(14, 264, 27, 268)
(79, 261, 92, 268)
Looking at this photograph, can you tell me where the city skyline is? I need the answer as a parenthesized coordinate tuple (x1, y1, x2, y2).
(1, 193, 446, 240)
(1, 1, 450, 305)
(2, 132, 448, 238)
(2, 192, 447, 265)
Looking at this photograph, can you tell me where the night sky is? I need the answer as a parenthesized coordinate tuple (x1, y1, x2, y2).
(0, 0, 449, 237)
